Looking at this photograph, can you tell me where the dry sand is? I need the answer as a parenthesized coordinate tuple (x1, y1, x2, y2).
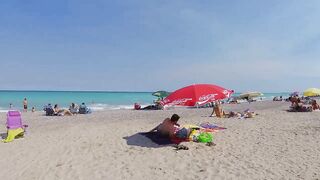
(0, 101, 319, 180)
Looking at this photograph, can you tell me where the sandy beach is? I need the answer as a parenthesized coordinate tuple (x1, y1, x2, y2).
(0, 101, 319, 180)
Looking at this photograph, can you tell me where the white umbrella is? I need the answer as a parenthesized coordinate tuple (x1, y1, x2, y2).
(238, 92, 263, 99)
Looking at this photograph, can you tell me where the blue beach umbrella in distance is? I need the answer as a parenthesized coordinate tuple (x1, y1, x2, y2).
(238, 92, 263, 99)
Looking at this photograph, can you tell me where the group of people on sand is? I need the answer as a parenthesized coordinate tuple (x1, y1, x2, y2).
(289, 95, 320, 112)
(149, 114, 214, 147)
(273, 96, 283, 101)
(8, 98, 36, 113)
(44, 102, 91, 116)
(7, 97, 94, 115)
(209, 100, 257, 119)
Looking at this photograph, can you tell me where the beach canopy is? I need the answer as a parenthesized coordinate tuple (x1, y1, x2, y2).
(162, 84, 234, 107)
(303, 88, 320, 97)
(152, 91, 170, 99)
(238, 92, 263, 99)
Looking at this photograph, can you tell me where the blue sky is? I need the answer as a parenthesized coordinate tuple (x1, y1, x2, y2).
(1, 0, 320, 92)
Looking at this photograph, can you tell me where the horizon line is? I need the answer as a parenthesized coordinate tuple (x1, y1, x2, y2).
(0, 89, 292, 94)
(0, 89, 153, 93)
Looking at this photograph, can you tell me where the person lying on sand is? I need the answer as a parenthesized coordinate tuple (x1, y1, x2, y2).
(140, 101, 163, 110)
(149, 114, 192, 139)
(54, 104, 73, 116)
(223, 109, 258, 119)
(243, 111, 257, 118)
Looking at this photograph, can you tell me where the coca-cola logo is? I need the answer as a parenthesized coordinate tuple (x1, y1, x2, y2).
(199, 94, 217, 101)
(166, 98, 192, 106)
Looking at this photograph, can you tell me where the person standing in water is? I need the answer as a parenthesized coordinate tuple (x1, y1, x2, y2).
(23, 98, 28, 112)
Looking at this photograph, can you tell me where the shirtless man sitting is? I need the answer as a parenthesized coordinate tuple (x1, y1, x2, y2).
(150, 114, 191, 139)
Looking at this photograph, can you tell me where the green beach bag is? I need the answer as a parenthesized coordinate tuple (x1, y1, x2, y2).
(197, 132, 213, 143)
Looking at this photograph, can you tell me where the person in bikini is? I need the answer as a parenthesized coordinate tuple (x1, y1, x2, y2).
(54, 104, 73, 116)
(209, 101, 226, 118)
(23, 98, 28, 112)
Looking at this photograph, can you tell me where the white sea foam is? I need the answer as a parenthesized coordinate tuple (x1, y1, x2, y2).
(88, 103, 147, 111)
(0, 107, 14, 113)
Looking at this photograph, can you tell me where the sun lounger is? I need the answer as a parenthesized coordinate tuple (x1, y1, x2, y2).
(3, 111, 28, 143)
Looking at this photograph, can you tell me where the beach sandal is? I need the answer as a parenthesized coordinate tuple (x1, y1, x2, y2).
(206, 142, 216, 146)
(174, 144, 189, 150)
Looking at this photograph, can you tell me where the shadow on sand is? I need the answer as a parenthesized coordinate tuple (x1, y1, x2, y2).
(123, 132, 175, 148)
(0, 133, 8, 139)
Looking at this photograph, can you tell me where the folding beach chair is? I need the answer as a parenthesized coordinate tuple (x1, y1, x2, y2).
(3, 110, 28, 143)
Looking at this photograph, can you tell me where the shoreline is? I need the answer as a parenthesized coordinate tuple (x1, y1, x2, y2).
(0, 99, 287, 113)
(0, 91, 292, 112)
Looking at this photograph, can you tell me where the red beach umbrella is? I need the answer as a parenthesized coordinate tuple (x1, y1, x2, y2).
(162, 84, 234, 107)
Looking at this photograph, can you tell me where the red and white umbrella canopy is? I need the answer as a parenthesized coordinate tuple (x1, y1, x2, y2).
(162, 84, 234, 107)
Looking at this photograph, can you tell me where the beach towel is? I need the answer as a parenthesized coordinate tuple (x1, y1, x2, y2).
(183, 124, 200, 129)
(139, 132, 188, 145)
(200, 122, 227, 130)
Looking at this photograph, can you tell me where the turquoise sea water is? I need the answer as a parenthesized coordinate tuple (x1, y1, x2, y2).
(0, 91, 291, 112)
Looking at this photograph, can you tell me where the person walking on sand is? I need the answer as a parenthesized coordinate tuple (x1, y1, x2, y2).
(23, 98, 28, 112)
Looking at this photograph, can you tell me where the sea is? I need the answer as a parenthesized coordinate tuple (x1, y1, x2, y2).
(0, 91, 291, 112)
